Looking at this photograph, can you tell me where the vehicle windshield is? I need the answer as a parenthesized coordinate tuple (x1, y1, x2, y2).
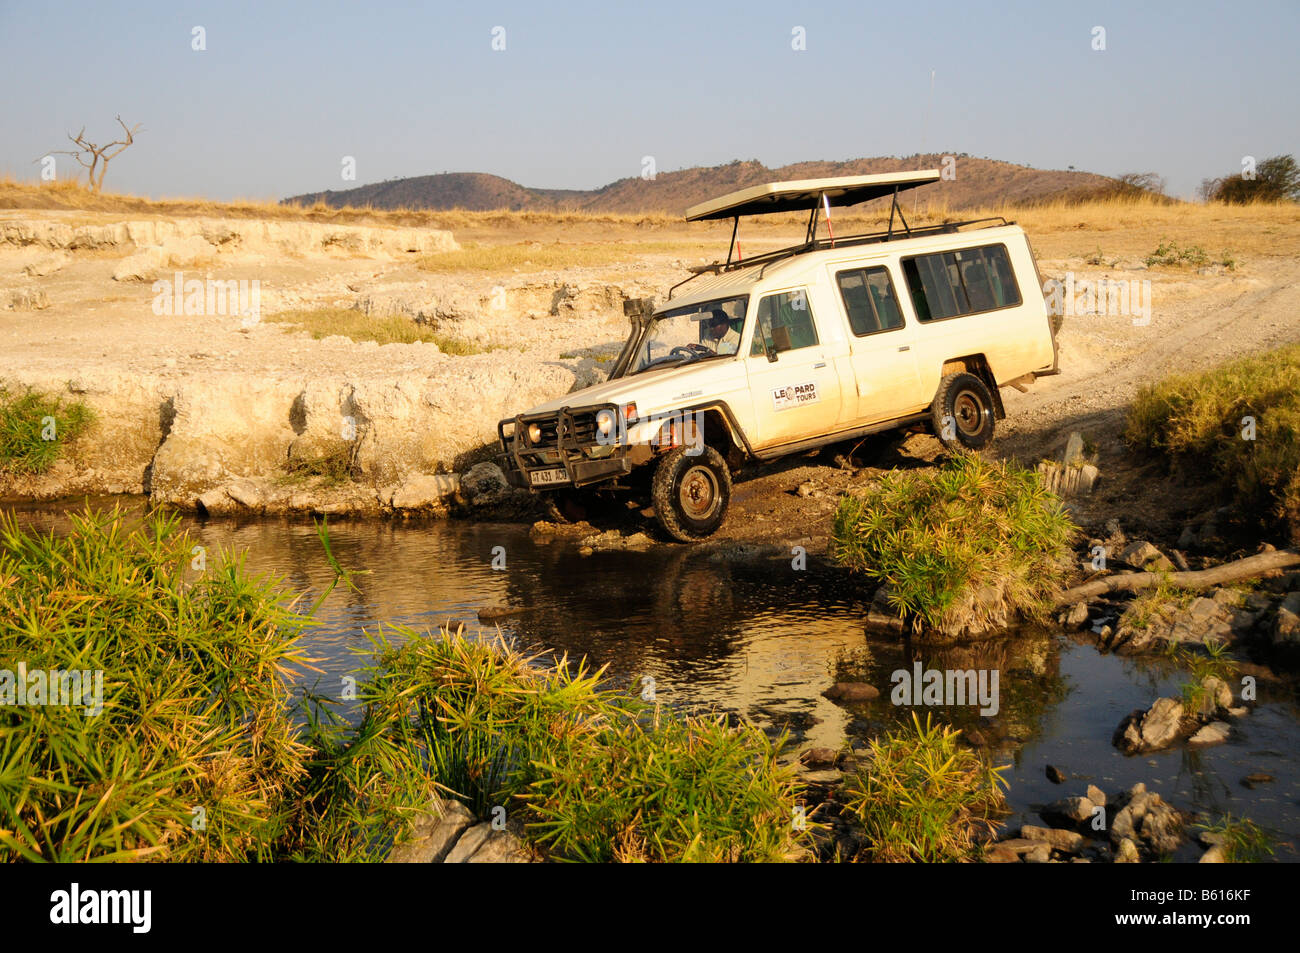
(630, 295, 749, 375)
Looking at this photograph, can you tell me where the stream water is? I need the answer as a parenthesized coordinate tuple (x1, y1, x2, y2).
(6, 498, 1298, 861)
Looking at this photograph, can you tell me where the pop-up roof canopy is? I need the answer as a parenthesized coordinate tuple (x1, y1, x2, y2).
(685, 169, 941, 222)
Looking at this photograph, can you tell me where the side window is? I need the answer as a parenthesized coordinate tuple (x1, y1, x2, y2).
(902, 244, 1021, 322)
(750, 289, 819, 355)
(836, 266, 904, 336)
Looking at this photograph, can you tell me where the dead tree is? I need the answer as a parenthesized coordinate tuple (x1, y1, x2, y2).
(1054, 549, 1300, 606)
(43, 115, 142, 192)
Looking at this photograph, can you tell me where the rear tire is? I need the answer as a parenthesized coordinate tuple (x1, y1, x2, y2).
(931, 372, 996, 450)
(651, 446, 732, 542)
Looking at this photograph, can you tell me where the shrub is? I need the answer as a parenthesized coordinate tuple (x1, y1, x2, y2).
(292, 627, 627, 859)
(1125, 344, 1300, 541)
(0, 383, 94, 474)
(842, 713, 1008, 862)
(0, 507, 311, 861)
(526, 709, 805, 863)
(831, 454, 1077, 637)
(1, 509, 810, 863)
(294, 627, 811, 863)
(1201, 155, 1300, 204)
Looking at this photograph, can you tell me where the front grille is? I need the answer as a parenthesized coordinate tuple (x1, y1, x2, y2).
(528, 411, 598, 449)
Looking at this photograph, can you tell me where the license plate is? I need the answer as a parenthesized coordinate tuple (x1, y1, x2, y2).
(530, 468, 569, 486)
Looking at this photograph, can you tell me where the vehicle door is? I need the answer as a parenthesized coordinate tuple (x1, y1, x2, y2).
(832, 263, 925, 424)
(744, 287, 843, 448)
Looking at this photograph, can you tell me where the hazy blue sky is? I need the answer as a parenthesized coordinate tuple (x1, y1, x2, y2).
(2, 0, 1296, 201)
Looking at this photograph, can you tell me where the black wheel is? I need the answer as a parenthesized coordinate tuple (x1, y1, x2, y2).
(650, 446, 732, 542)
(931, 372, 996, 450)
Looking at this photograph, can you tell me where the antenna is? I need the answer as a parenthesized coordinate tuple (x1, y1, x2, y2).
(916, 68, 935, 214)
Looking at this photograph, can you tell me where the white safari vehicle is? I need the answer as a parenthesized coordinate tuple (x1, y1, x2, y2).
(497, 170, 1059, 541)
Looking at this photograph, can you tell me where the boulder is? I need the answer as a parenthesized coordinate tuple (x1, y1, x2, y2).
(1115, 837, 1140, 863)
(1043, 796, 1094, 824)
(798, 747, 841, 768)
(1273, 592, 1300, 647)
(465, 830, 532, 863)
(1200, 676, 1233, 714)
(1024, 842, 1052, 863)
(1188, 721, 1231, 746)
(386, 797, 476, 863)
(1111, 790, 1183, 856)
(444, 822, 495, 863)
(823, 682, 880, 702)
(1062, 602, 1090, 629)
(460, 461, 509, 504)
(391, 472, 461, 510)
(1120, 540, 1168, 570)
(1021, 825, 1084, 854)
(1114, 697, 1186, 753)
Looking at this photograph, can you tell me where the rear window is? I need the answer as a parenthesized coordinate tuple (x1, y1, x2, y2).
(836, 266, 904, 336)
(901, 243, 1021, 322)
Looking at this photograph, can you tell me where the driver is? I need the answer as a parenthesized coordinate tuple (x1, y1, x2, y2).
(705, 309, 741, 355)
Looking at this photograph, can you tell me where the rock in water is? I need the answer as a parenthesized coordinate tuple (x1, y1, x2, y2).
(1114, 697, 1186, 753)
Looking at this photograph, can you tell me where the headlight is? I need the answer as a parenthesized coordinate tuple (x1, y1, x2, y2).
(596, 409, 616, 436)
(527, 422, 543, 443)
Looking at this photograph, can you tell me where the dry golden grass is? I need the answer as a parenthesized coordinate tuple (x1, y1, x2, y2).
(418, 239, 724, 273)
(265, 307, 485, 353)
(3, 174, 1296, 261)
(0, 175, 683, 230)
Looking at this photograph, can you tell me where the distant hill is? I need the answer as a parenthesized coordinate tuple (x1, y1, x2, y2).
(282, 155, 1121, 215)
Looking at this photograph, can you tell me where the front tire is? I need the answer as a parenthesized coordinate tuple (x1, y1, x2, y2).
(538, 488, 589, 523)
(651, 446, 732, 542)
(931, 372, 996, 450)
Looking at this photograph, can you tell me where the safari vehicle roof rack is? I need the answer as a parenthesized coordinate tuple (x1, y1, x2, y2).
(668, 170, 1010, 299)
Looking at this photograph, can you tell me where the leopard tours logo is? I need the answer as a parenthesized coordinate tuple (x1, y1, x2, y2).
(152, 270, 261, 325)
(0, 662, 103, 717)
(772, 380, 819, 411)
(50, 883, 151, 933)
(891, 662, 999, 716)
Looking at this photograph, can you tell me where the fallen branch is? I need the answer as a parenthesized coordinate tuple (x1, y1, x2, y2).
(1055, 549, 1300, 606)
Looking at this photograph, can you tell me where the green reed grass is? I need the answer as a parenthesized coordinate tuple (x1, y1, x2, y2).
(1195, 814, 1274, 863)
(526, 708, 807, 863)
(2, 507, 815, 864)
(831, 454, 1077, 636)
(0, 506, 314, 861)
(293, 626, 812, 863)
(0, 383, 94, 475)
(842, 712, 1008, 863)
